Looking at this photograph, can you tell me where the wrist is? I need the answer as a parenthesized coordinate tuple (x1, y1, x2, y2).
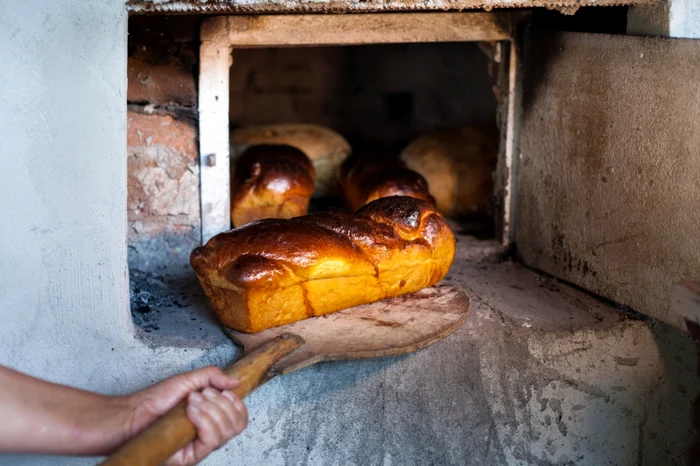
(70, 394, 136, 456)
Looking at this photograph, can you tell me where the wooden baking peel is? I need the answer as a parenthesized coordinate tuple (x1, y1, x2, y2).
(101, 284, 470, 466)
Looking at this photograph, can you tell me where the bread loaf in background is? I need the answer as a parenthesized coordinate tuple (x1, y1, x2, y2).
(230, 123, 351, 197)
(191, 196, 455, 333)
(400, 125, 498, 216)
(231, 145, 315, 227)
(339, 154, 435, 212)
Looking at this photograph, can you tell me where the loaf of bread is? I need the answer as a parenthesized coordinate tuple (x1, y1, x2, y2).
(339, 154, 435, 212)
(230, 123, 351, 197)
(191, 196, 455, 333)
(400, 125, 498, 216)
(231, 144, 315, 227)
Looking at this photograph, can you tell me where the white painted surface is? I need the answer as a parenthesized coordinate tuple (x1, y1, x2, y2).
(669, 0, 700, 38)
(199, 25, 233, 243)
(0, 0, 133, 360)
(628, 0, 700, 38)
(502, 40, 522, 246)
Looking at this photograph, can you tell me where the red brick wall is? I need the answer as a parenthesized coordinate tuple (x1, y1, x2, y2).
(127, 112, 199, 238)
(127, 17, 200, 254)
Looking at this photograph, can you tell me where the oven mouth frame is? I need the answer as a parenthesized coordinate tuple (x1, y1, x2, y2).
(196, 12, 525, 246)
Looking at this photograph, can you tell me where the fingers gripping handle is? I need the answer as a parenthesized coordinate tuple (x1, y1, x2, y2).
(100, 334, 304, 466)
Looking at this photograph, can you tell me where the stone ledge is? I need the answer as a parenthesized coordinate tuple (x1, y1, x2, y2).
(123, 231, 694, 465)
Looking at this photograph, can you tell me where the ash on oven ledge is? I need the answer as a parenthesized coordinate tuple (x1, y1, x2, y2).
(127, 218, 640, 350)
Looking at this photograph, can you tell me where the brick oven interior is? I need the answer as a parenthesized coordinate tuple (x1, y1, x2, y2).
(123, 12, 697, 465)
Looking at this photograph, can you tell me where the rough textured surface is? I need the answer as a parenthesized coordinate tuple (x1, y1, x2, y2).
(0, 0, 133, 356)
(123, 235, 699, 466)
(128, 57, 197, 106)
(126, 17, 202, 269)
(127, 15, 198, 108)
(127, 0, 655, 14)
(216, 13, 515, 45)
(517, 31, 700, 329)
(127, 111, 200, 239)
(127, 111, 201, 279)
(628, 0, 700, 39)
(0, 6, 234, 462)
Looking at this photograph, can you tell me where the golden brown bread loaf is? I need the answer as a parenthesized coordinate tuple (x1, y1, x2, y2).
(230, 123, 351, 197)
(231, 144, 316, 227)
(339, 154, 435, 212)
(400, 125, 498, 216)
(191, 196, 455, 333)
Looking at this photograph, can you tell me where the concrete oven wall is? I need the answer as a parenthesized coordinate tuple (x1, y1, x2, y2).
(0, 4, 697, 465)
(0, 1, 132, 365)
(0, 4, 235, 464)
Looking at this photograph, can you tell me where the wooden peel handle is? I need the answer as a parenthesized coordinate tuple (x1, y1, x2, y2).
(100, 333, 304, 466)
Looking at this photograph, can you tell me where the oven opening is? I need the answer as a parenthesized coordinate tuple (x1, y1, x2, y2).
(126, 14, 514, 344)
(228, 42, 498, 237)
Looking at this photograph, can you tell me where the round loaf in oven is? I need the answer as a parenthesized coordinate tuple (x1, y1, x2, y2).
(400, 125, 498, 216)
(191, 196, 455, 333)
(231, 144, 316, 227)
(230, 123, 351, 197)
(339, 154, 435, 212)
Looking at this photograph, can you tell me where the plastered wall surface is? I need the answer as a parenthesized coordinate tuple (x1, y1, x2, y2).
(125, 0, 655, 14)
(628, 0, 700, 39)
(0, 0, 233, 427)
(518, 31, 700, 329)
(0, 0, 133, 360)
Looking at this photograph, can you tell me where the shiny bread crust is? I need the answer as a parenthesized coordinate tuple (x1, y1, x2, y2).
(191, 196, 455, 333)
(231, 144, 316, 227)
(339, 155, 435, 212)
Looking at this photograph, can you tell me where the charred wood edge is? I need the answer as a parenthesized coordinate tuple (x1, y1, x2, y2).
(125, 1, 651, 16)
(671, 281, 700, 466)
(493, 14, 528, 250)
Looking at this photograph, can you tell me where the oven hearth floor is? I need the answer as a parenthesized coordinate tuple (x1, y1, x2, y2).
(124, 231, 695, 466)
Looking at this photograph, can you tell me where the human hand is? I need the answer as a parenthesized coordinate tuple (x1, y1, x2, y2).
(121, 366, 248, 466)
(0, 365, 247, 463)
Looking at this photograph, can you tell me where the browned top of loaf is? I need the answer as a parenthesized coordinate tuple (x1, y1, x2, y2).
(232, 145, 315, 202)
(191, 196, 452, 289)
(339, 154, 435, 211)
